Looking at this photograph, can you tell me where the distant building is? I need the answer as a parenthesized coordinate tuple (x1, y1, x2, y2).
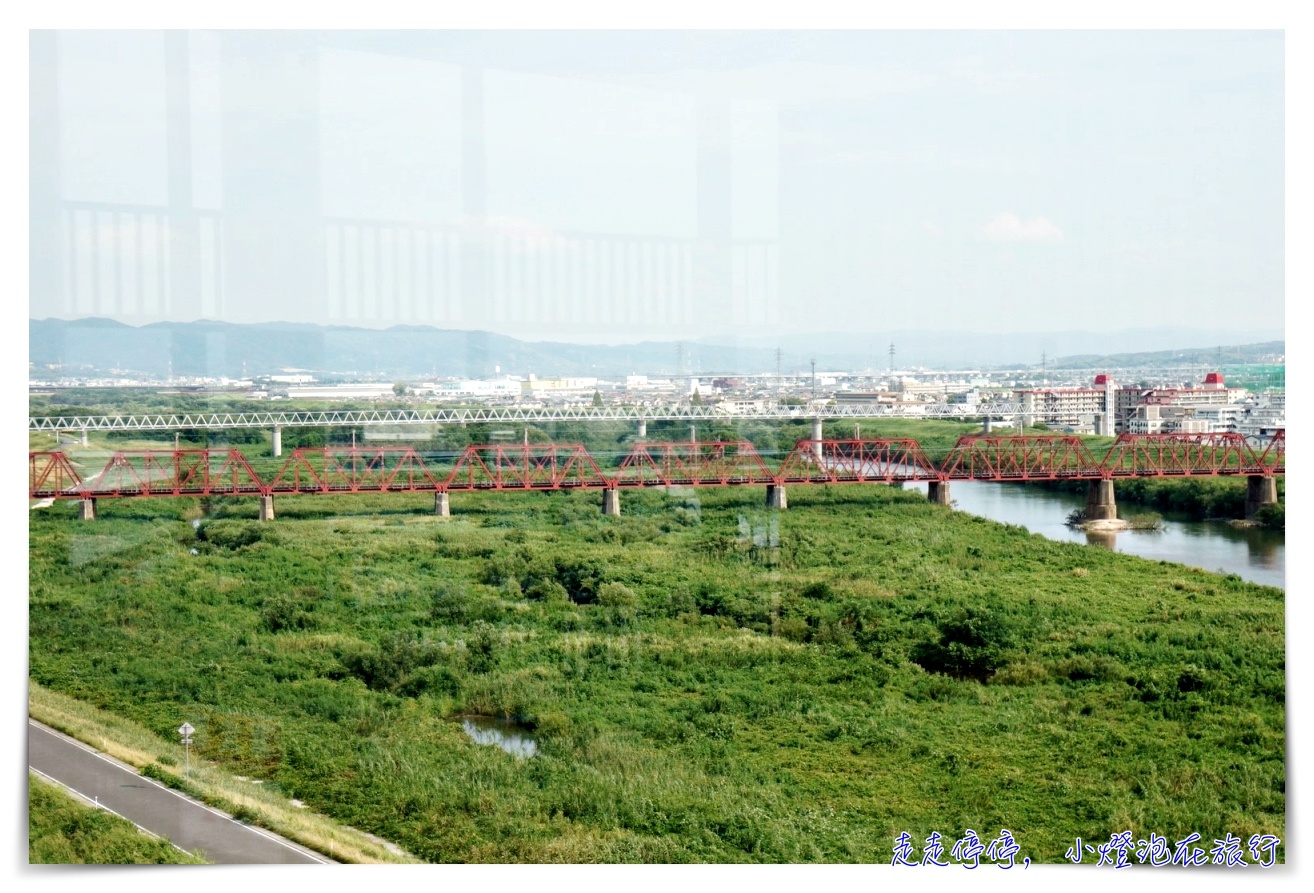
(718, 399, 767, 415)
(1015, 378, 1111, 431)
(834, 391, 901, 406)
(520, 376, 600, 397)
(426, 378, 522, 398)
(1113, 373, 1248, 432)
(285, 384, 396, 400)
(1016, 372, 1249, 435)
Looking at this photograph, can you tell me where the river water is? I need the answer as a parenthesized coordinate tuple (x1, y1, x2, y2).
(905, 481, 1285, 590)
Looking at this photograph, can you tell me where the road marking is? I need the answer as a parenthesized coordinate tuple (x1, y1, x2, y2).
(28, 766, 199, 860)
(28, 720, 330, 864)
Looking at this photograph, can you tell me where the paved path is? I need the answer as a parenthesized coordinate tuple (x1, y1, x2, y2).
(27, 719, 329, 864)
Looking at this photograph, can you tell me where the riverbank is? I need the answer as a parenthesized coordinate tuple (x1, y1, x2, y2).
(917, 480, 1283, 589)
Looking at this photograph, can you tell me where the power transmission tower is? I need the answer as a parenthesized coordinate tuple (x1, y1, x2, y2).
(810, 358, 817, 400)
(888, 342, 895, 373)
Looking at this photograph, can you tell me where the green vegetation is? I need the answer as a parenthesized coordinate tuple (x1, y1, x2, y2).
(1251, 503, 1284, 532)
(28, 479, 1284, 864)
(28, 772, 208, 864)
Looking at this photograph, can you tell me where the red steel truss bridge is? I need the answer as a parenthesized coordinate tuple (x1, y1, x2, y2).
(30, 432, 1284, 502)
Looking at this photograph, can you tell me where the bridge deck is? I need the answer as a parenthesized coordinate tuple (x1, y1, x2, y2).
(29, 433, 1285, 500)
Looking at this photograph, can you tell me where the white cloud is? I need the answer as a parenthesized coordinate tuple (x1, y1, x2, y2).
(983, 213, 1064, 243)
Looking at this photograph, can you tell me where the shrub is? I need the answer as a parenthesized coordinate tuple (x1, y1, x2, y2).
(466, 621, 498, 674)
(992, 660, 1048, 686)
(1126, 512, 1164, 530)
(260, 593, 315, 633)
(396, 665, 462, 698)
(800, 582, 832, 601)
(776, 617, 810, 642)
(911, 605, 1015, 681)
(196, 520, 266, 550)
(1253, 502, 1284, 531)
(431, 583, 474, 623)
(1052, 655, 1123, 683)
(597, 582, 637, 608)
(524, 578, 570, 603)
(342, 630, 440, 691)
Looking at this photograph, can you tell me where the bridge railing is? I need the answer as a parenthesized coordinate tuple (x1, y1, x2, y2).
(776, 439, 941, 483)
(266, 447, 446, 494)
(447, 444, 612, 490)
(939, 435, 1103, 481)
(615, 441, 776, 488)
(29, 431, 1287, 501)
(28, 402, 1030, 432)
(1097, 433, 1265, 477)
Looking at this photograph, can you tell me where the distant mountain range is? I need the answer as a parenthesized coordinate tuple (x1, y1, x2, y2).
(1048, 342, 1284, 370)
(28, 318, 1285, 379)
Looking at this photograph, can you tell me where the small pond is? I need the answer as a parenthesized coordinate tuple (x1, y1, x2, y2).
(458, 716, 538, 758)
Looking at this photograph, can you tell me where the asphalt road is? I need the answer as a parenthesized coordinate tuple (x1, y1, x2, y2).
(27, 719, 330, 864)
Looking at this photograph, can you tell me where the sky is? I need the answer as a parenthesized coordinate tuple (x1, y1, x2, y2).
(29, 27, 1286, 345)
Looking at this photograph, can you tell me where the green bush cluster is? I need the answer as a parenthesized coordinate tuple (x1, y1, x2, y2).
(910, 605, 1016, 681)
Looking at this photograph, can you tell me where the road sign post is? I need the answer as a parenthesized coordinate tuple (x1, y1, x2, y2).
(179, 722, 194, 776)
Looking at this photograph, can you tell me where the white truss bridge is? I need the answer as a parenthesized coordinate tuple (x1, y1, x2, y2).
(30, 403, 1025, 432)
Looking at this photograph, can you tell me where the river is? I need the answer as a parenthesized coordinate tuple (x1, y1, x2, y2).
(905, 481, 1285, 590)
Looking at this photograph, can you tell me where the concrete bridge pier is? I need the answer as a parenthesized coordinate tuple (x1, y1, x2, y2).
(982, 416, 992, 435)
(1245, 475, 1278, 519)
(1085, 479, 1117, 521)
(434, 491, 450, 517)
(812, 418, 823, 459)
(80, 428, 89, 447)
(258, 495, 275, 522)
(78, 498, 96, 521)
(928, 481, 951, 505)
(272, 425, 283, 457)
(766, 484, 787, 509)
(637, 419, 647, 439)
(602, 488, 621, 516)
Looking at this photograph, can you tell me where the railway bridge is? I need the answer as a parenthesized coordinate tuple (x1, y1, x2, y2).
(30, 432, 1284, 522)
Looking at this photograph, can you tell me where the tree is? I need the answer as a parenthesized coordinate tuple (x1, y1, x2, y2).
(691, 388, 703, 406)
(592, 390, 603, 407)
(392, 382, 409, 397)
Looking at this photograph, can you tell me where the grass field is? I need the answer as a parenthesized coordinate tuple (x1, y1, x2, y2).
(27, 474, 1284, 863)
